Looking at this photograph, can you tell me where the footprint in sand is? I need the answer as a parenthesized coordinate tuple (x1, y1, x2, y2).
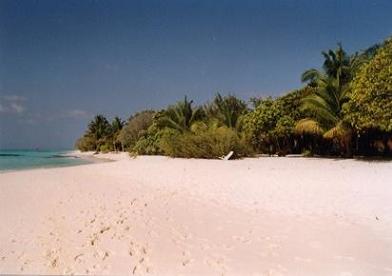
(181, 250, 194, 267)
(128, 241, 151, 274)
(205, 255, 227, 274)
(232, 235, 251, 244)
(89, 226, 112, 246)
(74, 253, 84, 263)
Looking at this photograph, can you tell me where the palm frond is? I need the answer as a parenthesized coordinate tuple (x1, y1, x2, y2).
(301, 69, 322, 83)
(301, 94, 339, 126)
(323, 123, 352, 139)
(295, 119, 325, 135)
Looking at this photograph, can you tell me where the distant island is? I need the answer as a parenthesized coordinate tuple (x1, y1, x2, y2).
(76, 37, 392, 159)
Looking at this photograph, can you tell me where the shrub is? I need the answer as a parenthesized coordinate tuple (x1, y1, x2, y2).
(118, 110, 155, 151)
(75, 134, 96, 152)
(345, 38, 392, 132)
(132, 124, 164, 155)
(243, 98, 296, 154)
(99, 143, 112, 153)
(159, 121, 253, 159)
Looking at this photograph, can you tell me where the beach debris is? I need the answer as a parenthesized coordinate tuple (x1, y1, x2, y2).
(219, 151, 234, 160)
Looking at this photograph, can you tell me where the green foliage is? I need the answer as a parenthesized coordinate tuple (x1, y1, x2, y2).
(276, 87, 314, 120)
(243, 98, 293, 154)
(295, 118, 324, 136)
(75, 37, 392, 158)
(118, 110, 155, 151)
(301, 44, 360, 86)
(75, 114, 125, 152)
(111, 116, 124, 133)
(299, 45, 353, 132)
(100, 143, 112, 153)
(275, 116, 296, 137)
(297, 44, 356, 156)
(205, 93, 248, 129)
(132, 123, 163, 155)
(243, 88, 311, 154)
(75, 134, 96, 152)
(159, 121, 252, 159)
(157, 97, 205, 132)
(88, 115, 112, 143)
(110, 116, 125, 151)
(345, 38, 392, 132)
(75, 114, 113, 152)
(300, 76, 350, 129)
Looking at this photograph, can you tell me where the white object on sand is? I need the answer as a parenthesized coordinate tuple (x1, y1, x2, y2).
(220, 150, 234, 160)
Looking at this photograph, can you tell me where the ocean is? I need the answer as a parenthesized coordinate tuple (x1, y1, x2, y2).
(0, 150, 91, 172)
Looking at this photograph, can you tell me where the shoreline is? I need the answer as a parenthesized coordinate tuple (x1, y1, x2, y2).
(2, 149, 392, 175)
(0, 151, 115, 174)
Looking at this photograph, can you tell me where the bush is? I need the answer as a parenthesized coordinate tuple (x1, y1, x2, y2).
(99, 143, 112, 153)
(243, 98, 296, 154)
(75, 135, 96, 152)
(158, 121, 253, 159)
(345, 38, 392, 132)
(118, 110, 155, 151)
(132, 124, 163, 155)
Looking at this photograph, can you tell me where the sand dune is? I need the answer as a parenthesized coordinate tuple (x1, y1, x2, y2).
(1, 153, 392, 275)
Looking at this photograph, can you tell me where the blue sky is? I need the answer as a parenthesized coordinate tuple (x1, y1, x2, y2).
(0, 0, 391, 149)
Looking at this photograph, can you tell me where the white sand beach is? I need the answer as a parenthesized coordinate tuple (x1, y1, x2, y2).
(1, 154, 392, 275)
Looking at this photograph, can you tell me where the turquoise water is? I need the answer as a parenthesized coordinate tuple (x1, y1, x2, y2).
(0, 150, 91, 172)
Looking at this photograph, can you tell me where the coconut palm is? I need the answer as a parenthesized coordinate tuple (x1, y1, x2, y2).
(296, 44, 355, 155)
(159, 96, 204, 132)
(296, 75, 351, 134)
(111, 116, 124, 132)
(301, 43, 367, 85)
(205, 93, 248, 129)
(88, 114, 112, 151)
(111, 116, 125, 152)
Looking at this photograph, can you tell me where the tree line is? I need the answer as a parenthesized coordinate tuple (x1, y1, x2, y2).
(76, 37, 392, 158)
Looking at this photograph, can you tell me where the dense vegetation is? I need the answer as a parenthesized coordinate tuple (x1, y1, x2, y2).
(76, 37, 392, 158)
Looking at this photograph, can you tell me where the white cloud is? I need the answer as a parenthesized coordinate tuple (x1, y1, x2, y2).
(10, 102, 25, 113)
(0, 95, 26, 114)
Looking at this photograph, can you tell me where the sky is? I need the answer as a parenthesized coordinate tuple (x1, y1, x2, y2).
(0, 0, 391, 149)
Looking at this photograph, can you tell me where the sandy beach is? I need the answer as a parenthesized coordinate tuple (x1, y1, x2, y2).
(1, 153, 392, 275)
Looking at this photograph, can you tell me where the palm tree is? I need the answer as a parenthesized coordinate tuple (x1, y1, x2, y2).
(159, 96, 204, 132)
(205, 93, 248, 129)
(296, 44, 355, 156)
(111, 116, 124, 152)
(88, 114, 111, 151)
